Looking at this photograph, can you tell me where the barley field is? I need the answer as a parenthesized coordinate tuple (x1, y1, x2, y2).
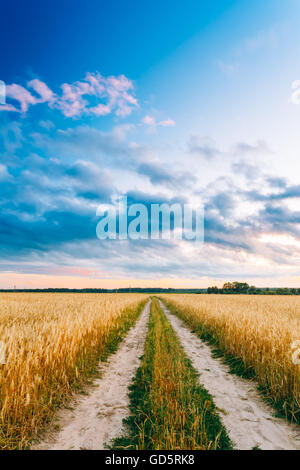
(160, 294, 300, 422)
(0, 293, 147, 449)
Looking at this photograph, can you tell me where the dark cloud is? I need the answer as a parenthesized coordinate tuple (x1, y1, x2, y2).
(232, 140, 270, 157)
(137, 161, 195, 187)
(231, 160, 260, 179)
(1, 118, 300, 281)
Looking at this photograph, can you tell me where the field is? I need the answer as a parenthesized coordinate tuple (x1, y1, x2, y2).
(160, 294, 300, 422)
(0, 293, 147, 449)
(1, 292, 300, 450)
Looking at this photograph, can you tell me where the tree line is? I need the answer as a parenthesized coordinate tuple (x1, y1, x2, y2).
(206, 282, 300, 295)
(1, 283, 298, 295)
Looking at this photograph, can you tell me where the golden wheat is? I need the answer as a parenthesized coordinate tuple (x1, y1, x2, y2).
(160, 294, 300, 421)
(0, 293, 147, 449)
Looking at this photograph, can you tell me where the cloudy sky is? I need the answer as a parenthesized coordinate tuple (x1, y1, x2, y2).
(1, 0, 300, 288)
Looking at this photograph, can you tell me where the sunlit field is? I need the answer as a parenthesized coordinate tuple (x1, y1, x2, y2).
(1, 292, 300, 450)
(0, 293, 147, 449)
(160, 294, 300, 422)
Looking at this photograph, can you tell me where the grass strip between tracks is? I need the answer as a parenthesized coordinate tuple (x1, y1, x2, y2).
(112, 298, 232, 450)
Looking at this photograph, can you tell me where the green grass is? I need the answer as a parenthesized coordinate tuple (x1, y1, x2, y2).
(112, 298, 232, 450)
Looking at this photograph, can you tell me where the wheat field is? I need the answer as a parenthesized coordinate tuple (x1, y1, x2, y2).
(160, 294, 300, 422)
(0, 293, 147, 449)
(1, 292, 300, 450)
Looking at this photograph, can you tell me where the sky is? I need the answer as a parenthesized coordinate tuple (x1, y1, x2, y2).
(1, 0, 300, 288)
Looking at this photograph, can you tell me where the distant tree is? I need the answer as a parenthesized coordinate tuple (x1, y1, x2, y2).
(248, 285, 257, 294)
(222, 282, 234, 293)
(233, 282, 249, 293)
(275, 288, 290, 295)
(207, 286, 219, 294)
(222, 281, 250, 294)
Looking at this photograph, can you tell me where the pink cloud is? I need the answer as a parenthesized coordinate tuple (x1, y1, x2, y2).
(115, 102, 134, 117)
(89, 103, 111, 116)
(55, 72, 138, 118)
(141, 115, 176, 128)
(159, 118, 176, 127)
(5, 84, 37, 112)
(1, 80, 54, 113)
(0, 103, 19, 112)
(54, 82, 89, 117)
(142, 115, 156, 125)
(28, 79, 55, 103)
(0, 72, 138, 118)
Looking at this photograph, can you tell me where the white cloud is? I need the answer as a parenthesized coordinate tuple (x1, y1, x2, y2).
(0, 164, 11, 181)
(215, 60, 238, 76)
(245, 28, 278, 52)
(289, 80, 300, 105)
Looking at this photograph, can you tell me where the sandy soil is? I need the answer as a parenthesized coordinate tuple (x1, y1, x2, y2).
(32, 300, 150, 450)
(159, 300, 300, 451)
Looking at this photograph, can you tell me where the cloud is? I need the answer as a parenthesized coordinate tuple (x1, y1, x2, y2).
(215, 60, 238, 76)
(232, 140, 271, 157)
(1, 112, 300, 283)
(5, 84, 37, 112)
(188, 136, 270, 165)
(159, 118, 176, 127)
(244, 28, 278, 52)
(290, 80, 300, 105)
(231, 160, 260, 180)
(28, 79, 55, 103)
(142, 115, 156, 126)
(54, 72, 138, 118)
(2, 79, 56, 114)
(0, 72, 138, 118)
(141, 115, 175, 128)
(39, 120, 55, 130)
(3, 158, 300, 281)
(137, 161, 195, 187)
(0, 164, 11, 182)
(32, 124, 140, 170)
(188, 136, 221, 159)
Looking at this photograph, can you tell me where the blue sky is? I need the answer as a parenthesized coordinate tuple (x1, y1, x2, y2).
(1, 0, 300, 288)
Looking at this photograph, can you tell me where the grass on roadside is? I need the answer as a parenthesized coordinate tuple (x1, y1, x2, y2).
(112, 298, 232, 450)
